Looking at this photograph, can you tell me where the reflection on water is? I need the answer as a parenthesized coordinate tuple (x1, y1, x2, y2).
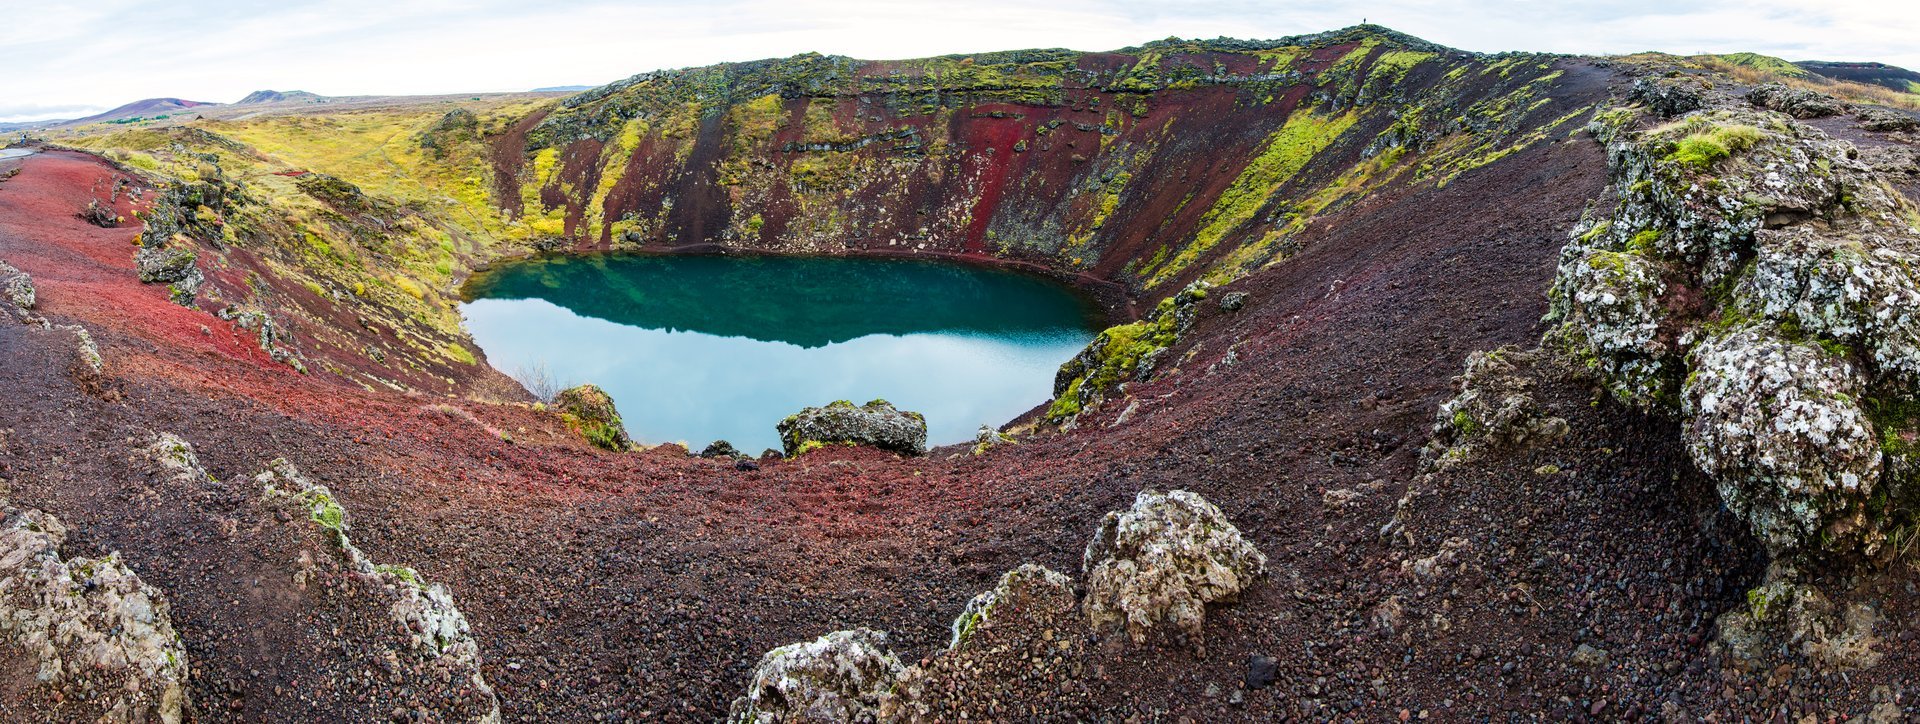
(460, 254, 1100, 452)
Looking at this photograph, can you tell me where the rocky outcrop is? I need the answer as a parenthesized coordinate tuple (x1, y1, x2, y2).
(0, 504, 190, 723)
(777, 399, 927, 457)
(1746, 83, 1845, 119)
(730, 493, 1261, 719)
(554, 384, 630, 451)
(1423, 346, 1570, 470)
(216, 306, 306, 373)
(1683, 325, 1883, 554)
(1857, 106, 1919, 133)
(256, 460, 502, 723)
(880, 564, 1088, 720)
(1082, 489, 1266, 648)
(726, 628, 905, 724)
(1, 257, 33, 311)
(698, 440, 741, 458)
(1547, 102, 1920, 558)
(133, 244, 202, 306)
(1049, 281, 1212, 424)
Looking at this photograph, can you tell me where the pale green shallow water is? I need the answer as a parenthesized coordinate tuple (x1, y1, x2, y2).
(460, 254, 1101, 453)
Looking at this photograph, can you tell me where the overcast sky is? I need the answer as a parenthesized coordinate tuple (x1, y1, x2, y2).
(2, 0, 1916, 122)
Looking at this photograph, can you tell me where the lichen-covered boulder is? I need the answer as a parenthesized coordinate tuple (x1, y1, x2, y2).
(1082, 490, 1266, 648)
(948, 564, 1075, 650)
(1747, 83, 1845, 119)
(727, 628, 906, 724)
(1682, 325, 1883, 555)
(554, 384, 630, 451)
(256, 460, 502, 722)
(1424, 346, 1570, 470)
(777, 399, 926, 456)
(0, 259, 33, 312)
(0, 505, 189, 723)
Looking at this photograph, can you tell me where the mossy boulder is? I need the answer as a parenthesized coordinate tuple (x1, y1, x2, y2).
(554, 384, 631, 451)
(1049, 281, 1212, 424)
(776, 399, 926, 456)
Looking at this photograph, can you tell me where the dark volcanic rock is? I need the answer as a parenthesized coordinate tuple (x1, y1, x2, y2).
(1628, 77, 1705, 118)
(1746, 83, 1845, 118)
(699, 439, 740, 458)
(776, 399, 927, 456)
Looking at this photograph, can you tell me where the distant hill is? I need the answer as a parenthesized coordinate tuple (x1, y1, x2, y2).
(1795, 61, 1920, 94)
(235, 90, 327, 105)
(61, 98, 218, 127)
(531, 85, 594, 92)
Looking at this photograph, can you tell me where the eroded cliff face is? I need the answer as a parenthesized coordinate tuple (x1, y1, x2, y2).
(501, 26, 1593, 292)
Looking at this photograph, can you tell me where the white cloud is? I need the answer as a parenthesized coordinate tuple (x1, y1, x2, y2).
(1, 0, 1916, 122)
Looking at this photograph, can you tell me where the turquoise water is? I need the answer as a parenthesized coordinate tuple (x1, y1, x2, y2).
(460, 254, 1101, 453)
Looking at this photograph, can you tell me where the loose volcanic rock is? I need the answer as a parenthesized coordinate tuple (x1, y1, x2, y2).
(1746, 83, 1845, 119)
(727, 628, 906, 724)
(1682, 325, 1882, 556)
(777, 399, 927, 457)
(256, 459, 503, 723)
(0, 505, 190, 723)
(553, 384, 631, 451)
(1082, 489, 1266, 648)
(1423, 346, 1570, 470)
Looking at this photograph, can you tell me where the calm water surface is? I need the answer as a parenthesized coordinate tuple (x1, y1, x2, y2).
(460, 254, 1100, 452)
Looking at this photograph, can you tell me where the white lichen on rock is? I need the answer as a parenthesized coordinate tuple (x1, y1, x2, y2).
(0, 259, 34, 313)
(1423, 346, 1571, 469)
(256, 459, 502, 723)
(1736, 226, 1920, 387)
(0, 504, 189, 723)
(1082, 489, 1266, 647)
(1682, 325, 1883, 555)
(727, 628, 906, 724)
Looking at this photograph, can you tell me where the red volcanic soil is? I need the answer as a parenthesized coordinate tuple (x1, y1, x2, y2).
(3, 108, 1918, 722)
